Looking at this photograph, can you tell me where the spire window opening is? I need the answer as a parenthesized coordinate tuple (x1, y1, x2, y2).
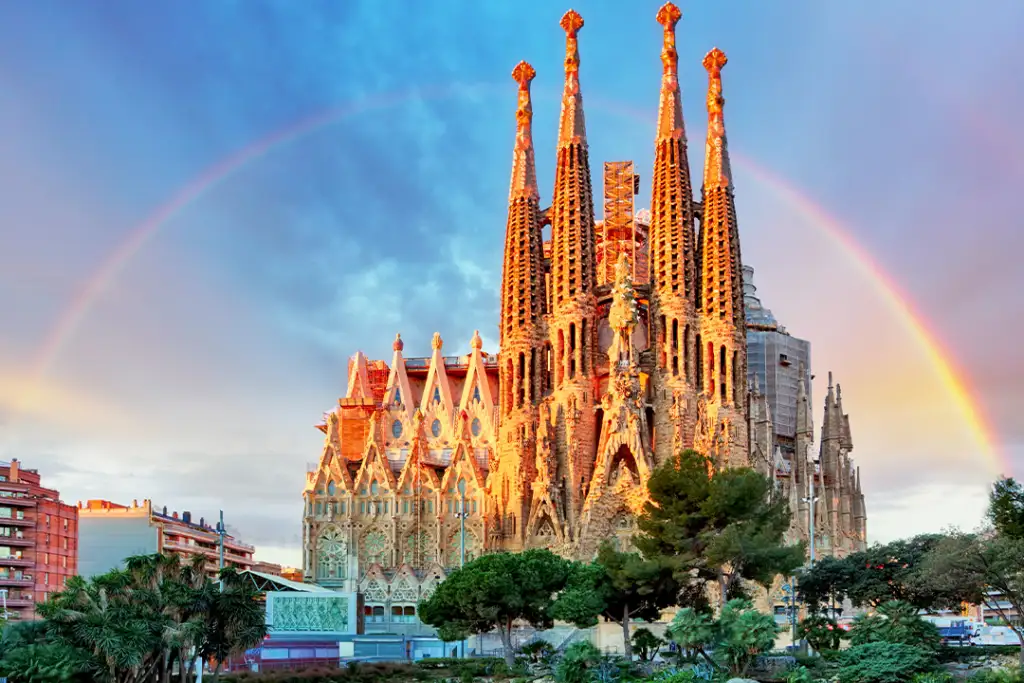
(517, 352, 526, 408)
(659, 315, 667, 368)
(707, 341, 715, 396)
(568, 323, 577, 380)
(580, 319, 588, 376)
(684, 324, 692, 383)
(719, 345, 728, 404)
(557, 330, 565, 386)
(733, 349, 741, 405)
(695, 335, 703, 391)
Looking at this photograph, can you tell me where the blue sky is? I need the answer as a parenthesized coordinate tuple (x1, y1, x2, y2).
(1, 0, 1022, 565)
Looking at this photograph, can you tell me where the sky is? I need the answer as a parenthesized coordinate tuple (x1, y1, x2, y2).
(1, 0, 1022, 568)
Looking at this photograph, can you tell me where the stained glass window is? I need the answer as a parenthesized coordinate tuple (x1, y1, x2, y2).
(431, 419, 442, 437)
(471, 418, 482, 437)
(433, 387, 441, 403)
(391, 420, 403, 438)
(317, 527, 347, 580)
(473, 386, 481, 402)
(360, 531, 388, 567)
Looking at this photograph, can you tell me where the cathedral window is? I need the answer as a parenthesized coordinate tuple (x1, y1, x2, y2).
(360, 530, 388, 567)
(433, 387, 441, 404)
(394, 388, 402, 405)
(316, 527, 347, 580)
(327, 481, 336, 496)
(471, 418, 482, 437)
(360, 502, 366, 514)
(391, 420, 403, 438)
(473, 385, 481, 403)
(340, 501, 346, 514)
(315, 502, 322, 516)
(431, 419, 442, 438)
(370, 480, 379, 496)
(402, 500, 408, 514)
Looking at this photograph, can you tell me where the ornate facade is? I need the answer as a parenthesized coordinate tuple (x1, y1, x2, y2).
(301, 4, 867, 614)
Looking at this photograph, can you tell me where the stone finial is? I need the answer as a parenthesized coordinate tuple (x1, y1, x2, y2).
(510, 61, 539, 199)
(471, 329, 483, 350)
(432, 332, 443, 350)
(512, 60, 536, 90)
(703, 48, 727, 117)
(561, 10, 584, 76)
(393, 333, 404, 352)
(657, 3, 681, 75)
(560, 9, 584, 39)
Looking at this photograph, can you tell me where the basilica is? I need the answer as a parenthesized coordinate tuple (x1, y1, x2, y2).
(301, 4, 867, 615)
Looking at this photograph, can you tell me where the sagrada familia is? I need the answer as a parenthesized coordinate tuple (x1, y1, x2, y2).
(302, 5, 867, 609)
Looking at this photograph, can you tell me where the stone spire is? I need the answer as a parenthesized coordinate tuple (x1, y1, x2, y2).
(649, 2, 698, 394)
(550, 9, 597, 318)
(499, 61, 547, 407)
(698, 47, 742, 331)
(557, 9, 587, 146)
(509, 61, 539, 201)
(695, 47, 747, 471)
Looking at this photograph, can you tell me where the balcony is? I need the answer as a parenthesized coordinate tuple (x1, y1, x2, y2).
(0, 496, 38, 507)
(4, 596, 35, 607)
(0, 557, 33, 568)
(0, 517, 35, 527)
(0, 575, 33, 587)
(0, 535, 33, 547)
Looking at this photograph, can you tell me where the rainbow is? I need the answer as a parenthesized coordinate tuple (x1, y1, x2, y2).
(23, 85, 1001, 472)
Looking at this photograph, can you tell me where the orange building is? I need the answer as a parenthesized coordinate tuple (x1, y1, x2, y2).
(0, 458, 78, 621)
(77, 499, 254, 580)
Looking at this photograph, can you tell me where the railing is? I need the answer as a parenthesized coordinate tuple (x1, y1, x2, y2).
(0, 557, 33, 567)
(0, 575, 33, 586)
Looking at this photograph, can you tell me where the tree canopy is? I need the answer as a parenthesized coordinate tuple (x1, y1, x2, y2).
(1, 553, 266, 683)
(553, 542, 679, 659)
(418, 549, 573, 666)
(797, 534, 963, 612)
(634, 449, 804, 605)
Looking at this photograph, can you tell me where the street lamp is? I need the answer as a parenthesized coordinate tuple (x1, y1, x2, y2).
(454, 479, 469, 658)
(802, 449, 820, 567)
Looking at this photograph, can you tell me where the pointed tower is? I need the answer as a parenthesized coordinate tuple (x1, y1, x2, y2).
(793, 363, 814, 542)
(547, 9, 599, 535)
(696, 48, 748, 467)
(649, 2, 699, 466)
(494, 61, 546, 549)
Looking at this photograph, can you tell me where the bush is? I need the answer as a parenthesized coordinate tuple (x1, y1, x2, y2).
(798, 614, 843, 652)
(847, 602, 940, 652)
(556, 641, 602, 683)
(837, 642, 937, 683)
(972, 669, 1024, 683)
(631, 628, 664, 662)
(519, 639, 556, 664)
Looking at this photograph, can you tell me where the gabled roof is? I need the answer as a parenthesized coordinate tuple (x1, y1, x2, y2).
(239, 570, 333, 593)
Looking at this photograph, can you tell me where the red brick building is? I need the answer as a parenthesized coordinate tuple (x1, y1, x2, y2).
(0, 458, 78, 621)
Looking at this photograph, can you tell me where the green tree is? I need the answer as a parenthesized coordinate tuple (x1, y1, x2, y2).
(796, 613, 842, 652)
(35, 553, 265, 683)
(796, 555, 853, 612)
(553, 542, 678, 660)
(418, 549, 573, 667)
(634, 449, 804, 606)
(716, 598, 780, 677)
(988, 477, 1024, 540)
(666, 607, 716, 664)
(0, 621, 96, 683)
(630, 628, 664, 662)
(846, 601, 940, 652)
(666, 598, 778, 676)
(921, 531, 1024, 666)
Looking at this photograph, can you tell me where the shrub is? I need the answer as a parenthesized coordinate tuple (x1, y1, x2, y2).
(798, 614, 843, 652)
(556, 641, 602, 683)
(631, 628, 664, 662)
(519, 639, 556, 664)
(847, 601, 940, 652)
(972, 669, 1024, 683)
(837, 642, 937, 683)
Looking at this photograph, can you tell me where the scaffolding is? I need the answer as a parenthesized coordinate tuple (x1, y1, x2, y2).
(598, 161, 642, 286)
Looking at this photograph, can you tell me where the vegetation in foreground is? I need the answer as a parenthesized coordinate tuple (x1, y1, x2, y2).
(0, 553, 266, 683)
